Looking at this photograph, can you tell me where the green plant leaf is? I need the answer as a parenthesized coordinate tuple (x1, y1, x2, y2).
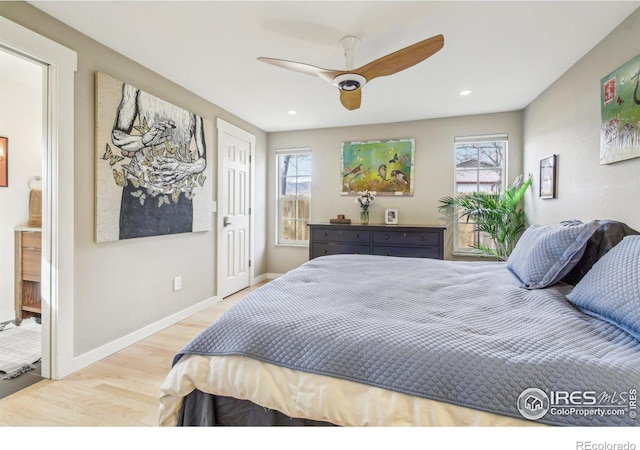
(438, 174, 532, 260)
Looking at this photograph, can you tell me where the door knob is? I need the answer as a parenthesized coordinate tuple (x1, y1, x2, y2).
(223, 216, 233, 227)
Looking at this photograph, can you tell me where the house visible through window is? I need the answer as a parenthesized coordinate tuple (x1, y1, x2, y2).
(277, 148, 311, 245)
(453, 135, 507, 255)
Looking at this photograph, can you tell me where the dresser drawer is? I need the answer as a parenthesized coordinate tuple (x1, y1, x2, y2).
(308, 224, 444, 261)
(22, 248, 42, 282)
(22, 231, 42, 249)
(373, 230, 440, 246)
(312, 243, 370, 258)
(313, 228, 371, 243)
(372, 246, 441, 259)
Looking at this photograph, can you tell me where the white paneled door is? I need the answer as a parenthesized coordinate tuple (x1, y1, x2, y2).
(217, 119, 254, 298)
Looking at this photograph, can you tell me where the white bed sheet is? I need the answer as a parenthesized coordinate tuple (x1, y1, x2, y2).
(159, 353, 541, 427)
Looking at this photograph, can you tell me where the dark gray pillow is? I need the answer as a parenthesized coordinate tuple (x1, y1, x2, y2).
(561, 220, 639, 285)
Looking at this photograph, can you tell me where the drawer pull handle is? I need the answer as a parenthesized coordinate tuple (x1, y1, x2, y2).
(403, 233, 407, 237)
(384, 235, 389, 240)
(422, 236, 427, 241)
(355, 233, 359, 238)
(323, 232, 328, 237)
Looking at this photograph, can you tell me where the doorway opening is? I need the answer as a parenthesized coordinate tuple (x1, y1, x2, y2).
(1, 15, 77, 385)
(0, 47, 46, 398)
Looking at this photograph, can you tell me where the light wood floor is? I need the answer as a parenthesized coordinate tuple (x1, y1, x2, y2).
(0, 283, 261, 426)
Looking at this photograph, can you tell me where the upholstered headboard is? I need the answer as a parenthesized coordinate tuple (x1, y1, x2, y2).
(561, 220, 639, 285)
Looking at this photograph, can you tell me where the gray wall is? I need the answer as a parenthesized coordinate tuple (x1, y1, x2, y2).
(267, 111, 524, 274)
(523, 7, 640, 231)
(0, 2, 268, 357)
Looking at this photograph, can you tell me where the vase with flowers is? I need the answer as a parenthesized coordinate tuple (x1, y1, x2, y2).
(355, 191, 375, 225)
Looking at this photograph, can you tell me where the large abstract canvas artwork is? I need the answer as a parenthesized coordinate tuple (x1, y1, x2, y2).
(341, 138, 415, 196)
(95, 72, 212, 242)
(600, 53, 640, 164)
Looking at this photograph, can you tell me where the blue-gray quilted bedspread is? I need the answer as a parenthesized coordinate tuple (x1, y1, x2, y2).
(174, 254, 640, 426)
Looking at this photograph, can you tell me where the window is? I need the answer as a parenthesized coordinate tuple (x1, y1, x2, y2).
(453, 135, 507, 255)
(276, 148, 311, 245)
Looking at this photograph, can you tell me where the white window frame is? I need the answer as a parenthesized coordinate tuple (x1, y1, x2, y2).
(452, 134, 508, 256)
(276, 148, 311, 246)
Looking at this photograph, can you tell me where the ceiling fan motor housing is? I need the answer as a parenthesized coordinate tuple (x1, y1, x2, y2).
(333, 73, 367, 91)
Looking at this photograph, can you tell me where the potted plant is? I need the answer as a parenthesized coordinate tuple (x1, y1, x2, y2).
(438, 174, 532, 260)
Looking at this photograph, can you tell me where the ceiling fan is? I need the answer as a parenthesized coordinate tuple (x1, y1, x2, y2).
(257, 34, 444, 111)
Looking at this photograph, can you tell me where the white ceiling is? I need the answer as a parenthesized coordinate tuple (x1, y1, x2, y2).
(29, 1, 640, 132)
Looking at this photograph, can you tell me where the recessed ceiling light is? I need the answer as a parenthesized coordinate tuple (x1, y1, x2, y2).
(459, 89, 472, 96)
(287, 110, 297, 115)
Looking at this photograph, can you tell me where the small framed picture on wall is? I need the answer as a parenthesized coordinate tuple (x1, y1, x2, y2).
(0, 136, 7, 187)
(539, 155, 557, 199)
(385, 208, 398, 225)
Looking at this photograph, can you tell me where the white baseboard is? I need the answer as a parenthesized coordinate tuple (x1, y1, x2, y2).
(251, 273, 268, 285)
(266, 273, 283, 280)
(73, 296, 220, 373)
(252, 273, 283, 285)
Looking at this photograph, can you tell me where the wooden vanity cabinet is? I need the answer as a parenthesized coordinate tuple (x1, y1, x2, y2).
(15, 228, 42, 321)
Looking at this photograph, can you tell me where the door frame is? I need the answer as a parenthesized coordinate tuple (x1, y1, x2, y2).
(216, 118, 255, 297)
(0, 17, 77, 379)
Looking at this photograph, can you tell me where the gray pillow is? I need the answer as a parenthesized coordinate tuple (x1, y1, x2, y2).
(566, 235, 640, 340)
(506, 221, 599, 289)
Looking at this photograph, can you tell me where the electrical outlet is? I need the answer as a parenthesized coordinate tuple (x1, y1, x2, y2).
(174, 276, 182, 291)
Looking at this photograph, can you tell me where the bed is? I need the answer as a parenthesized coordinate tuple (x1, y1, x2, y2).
(159, 220, 640, 427)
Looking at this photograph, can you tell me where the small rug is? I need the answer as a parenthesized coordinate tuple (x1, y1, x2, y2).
(0, 318, 41, 379)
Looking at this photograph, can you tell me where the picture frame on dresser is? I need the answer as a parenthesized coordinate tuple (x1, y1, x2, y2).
(385, 209, 398, 225)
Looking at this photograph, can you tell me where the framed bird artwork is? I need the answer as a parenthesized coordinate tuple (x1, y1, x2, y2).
(340, 138, 415, 196)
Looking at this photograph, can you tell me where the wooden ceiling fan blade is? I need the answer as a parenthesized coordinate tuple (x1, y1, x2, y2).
(356, 34, 444, 82)
(340, 88, 362, 110)
(257, 57, 344, 83)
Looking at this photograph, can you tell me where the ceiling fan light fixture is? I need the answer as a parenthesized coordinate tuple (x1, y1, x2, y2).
(333, 73, 367, 91)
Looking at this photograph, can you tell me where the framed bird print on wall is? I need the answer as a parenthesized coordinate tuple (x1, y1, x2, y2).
(341, 138, 415, 196)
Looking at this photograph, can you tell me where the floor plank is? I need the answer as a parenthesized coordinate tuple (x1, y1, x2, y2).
(0, 283, 258, 426)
